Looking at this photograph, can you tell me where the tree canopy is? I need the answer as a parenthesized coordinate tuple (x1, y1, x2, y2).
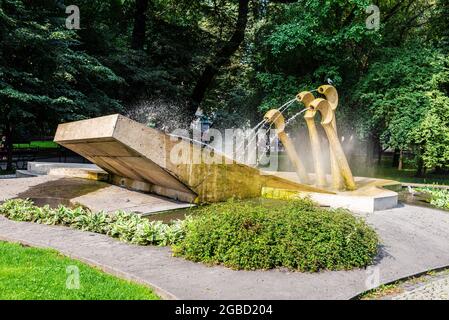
(0, 0, 448, 173)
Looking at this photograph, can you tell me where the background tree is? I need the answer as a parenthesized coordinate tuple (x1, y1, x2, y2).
(0, 0, 124, 169)
(1, 0, 448, 176)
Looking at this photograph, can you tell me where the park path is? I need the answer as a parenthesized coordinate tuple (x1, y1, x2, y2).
(1, 204, 449, 299)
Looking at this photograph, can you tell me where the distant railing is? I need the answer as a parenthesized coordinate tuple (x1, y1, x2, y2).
(1, 137, 87, 171)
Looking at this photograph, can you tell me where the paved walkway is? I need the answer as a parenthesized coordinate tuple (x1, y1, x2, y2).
(1, 203, 449, 299)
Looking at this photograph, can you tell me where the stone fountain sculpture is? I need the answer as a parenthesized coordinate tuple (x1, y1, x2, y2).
(54, 84, 400, 212)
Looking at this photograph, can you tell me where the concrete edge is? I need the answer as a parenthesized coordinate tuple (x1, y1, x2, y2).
(16, 170, 40, 178)
(349, 264, 449, 300)
(0, 234, 178, 301)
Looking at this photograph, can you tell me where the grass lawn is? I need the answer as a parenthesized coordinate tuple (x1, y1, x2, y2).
(0, 241, 160, 300)
(13, 141, 59, 149)
(272, 153, 449, 185)
(362, 165, 449, 185)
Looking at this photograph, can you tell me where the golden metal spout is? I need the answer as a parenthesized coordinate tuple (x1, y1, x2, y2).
(317, 85, 344, 190)
(296, 92, 326, 188)
(309, 98, 356, 190)
(318, 85, 338, 111)
(264, 109, 310, 184)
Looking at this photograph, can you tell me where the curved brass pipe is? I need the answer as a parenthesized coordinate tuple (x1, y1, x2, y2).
(296, 91, 326, 187)
(264, 109, 310, 184)
(309, 98, 356, 190)
(317, 85, 344, 190)
(318, 85, 338, 112)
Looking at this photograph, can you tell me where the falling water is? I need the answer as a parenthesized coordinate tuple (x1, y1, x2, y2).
(236, 97, 297, 154)
(243, 99, 296, 158)
(168, 96, 307, 167)
(255, 107, 308, 167)
(168, 133, 224, 155)
(284, 108, 308, 127)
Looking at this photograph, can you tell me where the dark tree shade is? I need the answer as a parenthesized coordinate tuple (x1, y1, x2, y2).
(131, 0, 150, 50)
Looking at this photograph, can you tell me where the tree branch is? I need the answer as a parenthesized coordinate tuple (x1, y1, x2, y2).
(189, 0, 250, 116)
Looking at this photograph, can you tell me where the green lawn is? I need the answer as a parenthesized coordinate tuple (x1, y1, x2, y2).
(13, 141, 59, 149)
(0, 241, 160, 300)
(352, 156, 449, 185)
(271, 153, 449, 185)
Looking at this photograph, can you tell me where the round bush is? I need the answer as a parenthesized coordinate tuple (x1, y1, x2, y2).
(172, 199, 379, 272)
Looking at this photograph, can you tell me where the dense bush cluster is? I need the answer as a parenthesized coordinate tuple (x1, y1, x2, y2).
(173, 199, 379, 272)
(416, 187, 449, 210)
(0, 199, 187, 246)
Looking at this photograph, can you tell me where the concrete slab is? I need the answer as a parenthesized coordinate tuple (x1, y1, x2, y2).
(54, 114, 336, 203)
(262, 172, 400, 213)
(48, 167, 109, 181)
(0, 176, 193, 215)
(22, 161, 400, 213)
(71, 185, 193, 214)
(27, 162, 100, 175)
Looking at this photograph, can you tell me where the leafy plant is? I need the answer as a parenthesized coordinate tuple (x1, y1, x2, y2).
(0, 199, 186, 246)
(173, 199, 379, 272)
(416, 187, 449, 210)
(1, 198, 380, 272)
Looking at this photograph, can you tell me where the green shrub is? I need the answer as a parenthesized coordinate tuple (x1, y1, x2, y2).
(0, 199, 187, 246)
(173, 199, 379, 272)
(416, 187, 449, 210)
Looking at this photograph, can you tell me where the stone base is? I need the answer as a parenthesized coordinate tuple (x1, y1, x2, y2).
(23, 162, 400, 213)
(24, 162, 196, 203)
(261, 172, 400, 213)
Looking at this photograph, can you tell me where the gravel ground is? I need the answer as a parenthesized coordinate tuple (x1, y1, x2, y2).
(392, 271, 449, 300)
(362, 269, 449, 300)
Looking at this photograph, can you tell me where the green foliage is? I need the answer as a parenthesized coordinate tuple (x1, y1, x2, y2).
(13, 141, 59, 149)
(0, 199, 188, 246)
(416, 187, 449, 210)
(413, 92, 449, 169)
(173, 199, 379, 272)
(0, 0, 124, 137)
(0, 241, 159, 300)
(249, 0, 378, 112)
(352, 46, 449, 169)
(1, 0, 448, 175)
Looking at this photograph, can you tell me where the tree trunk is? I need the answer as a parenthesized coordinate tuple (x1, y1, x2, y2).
(398, 149, 404, 170)
(416, 155, 424, 177)
(392, 148, 400, 167)
(373, 136, 382, 164)
(131, 0, 149, 50)
(188, 0, 250, 119)
(365, 135, 375, 166)
(5, 124, 13, 172)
